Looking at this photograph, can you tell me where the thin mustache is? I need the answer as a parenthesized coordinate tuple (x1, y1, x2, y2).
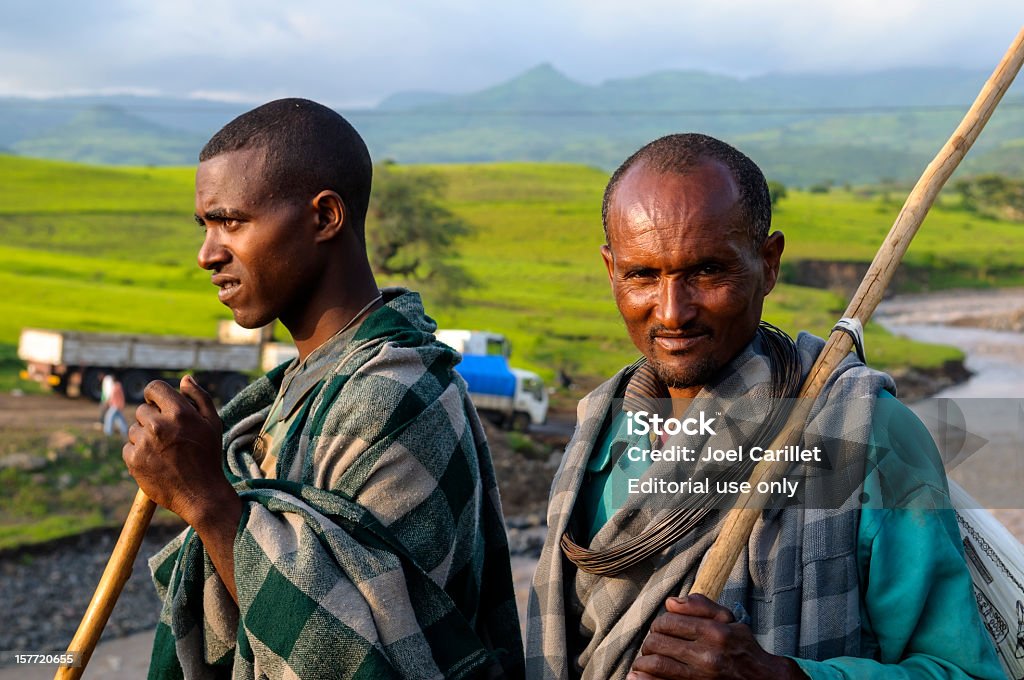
(647, 325, 713, 342)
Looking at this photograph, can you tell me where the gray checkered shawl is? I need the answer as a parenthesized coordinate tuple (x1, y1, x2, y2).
(526, 332, 895, 679)
(148, 290, 524, 679)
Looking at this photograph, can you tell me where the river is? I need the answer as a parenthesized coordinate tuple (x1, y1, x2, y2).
(877, 288, 1024, 399)
(877, 287, 1024, 539)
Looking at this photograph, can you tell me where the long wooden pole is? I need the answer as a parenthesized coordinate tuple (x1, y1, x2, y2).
(691, 25, 1024, 600)
(54, 489, 155, 679)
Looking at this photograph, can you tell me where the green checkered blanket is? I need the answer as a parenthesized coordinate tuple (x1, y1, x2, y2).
(148, 289, 524, 679)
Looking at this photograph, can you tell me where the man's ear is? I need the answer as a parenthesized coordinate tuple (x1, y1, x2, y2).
(311, 190, 346, 242)
(760, 231, 785, 295)
(601, 244, 615, 285)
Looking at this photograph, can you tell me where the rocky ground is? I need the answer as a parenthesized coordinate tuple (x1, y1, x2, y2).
(0, 527, 180, 654)
(0, 523, 551, 670)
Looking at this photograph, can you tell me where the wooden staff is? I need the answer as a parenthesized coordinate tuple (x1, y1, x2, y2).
(691, 25, 1024, 600)
(54, 489, 155, 679)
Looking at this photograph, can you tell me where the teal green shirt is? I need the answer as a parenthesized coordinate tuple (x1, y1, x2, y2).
(575, 393, 1003, 679)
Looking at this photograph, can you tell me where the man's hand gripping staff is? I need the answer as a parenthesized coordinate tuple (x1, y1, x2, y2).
(123, 376, 224, 522)
(122, 376, 243, 603)
(629, 595, 804, 680)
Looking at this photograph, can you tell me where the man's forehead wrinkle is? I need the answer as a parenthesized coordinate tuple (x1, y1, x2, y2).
(610, 199, 734, 252)
(609, 192, 683, 247)
(618, 179, 733, 223)
(613, 222, 677, 254)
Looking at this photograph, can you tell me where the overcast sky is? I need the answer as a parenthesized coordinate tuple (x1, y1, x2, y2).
(0, 1, 1020, 107)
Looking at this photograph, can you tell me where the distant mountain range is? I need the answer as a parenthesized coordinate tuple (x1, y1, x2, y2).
(1, 64, 1021, 185)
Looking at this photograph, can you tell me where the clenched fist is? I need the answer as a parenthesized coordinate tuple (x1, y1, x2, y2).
(123, 374, 230, 525)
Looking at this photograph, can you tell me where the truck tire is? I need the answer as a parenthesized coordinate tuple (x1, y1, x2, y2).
(121, 369, 152, 403)
(218, 373, 250, 403)
(65, 369, 83, 398)
(512, 412, 531, 432)
(81, 368, 105, 402)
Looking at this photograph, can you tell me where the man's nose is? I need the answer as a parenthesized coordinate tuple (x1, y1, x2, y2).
(197, 228, 229, 270)
(655, 277, 698, 328)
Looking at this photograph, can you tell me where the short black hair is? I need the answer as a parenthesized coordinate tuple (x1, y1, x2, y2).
(200, 98, 372, 236)
(601, 133, 771, 248)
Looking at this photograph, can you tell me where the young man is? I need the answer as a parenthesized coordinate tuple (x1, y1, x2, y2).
(123, 98, 523, 679)
(525, 134, 1002, 679)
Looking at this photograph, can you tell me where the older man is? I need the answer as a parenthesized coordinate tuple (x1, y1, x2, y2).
(526, 134, 1002, 679)
(123, 99, 523, 679)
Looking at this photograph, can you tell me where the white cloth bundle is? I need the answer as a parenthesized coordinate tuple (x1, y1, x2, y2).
(951, 480, 1024, 678)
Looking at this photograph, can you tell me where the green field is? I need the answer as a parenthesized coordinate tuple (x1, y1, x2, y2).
(5, 154, 1021, 389)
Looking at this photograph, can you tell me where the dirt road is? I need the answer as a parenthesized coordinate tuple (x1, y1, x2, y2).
(0, 392, 111, 431)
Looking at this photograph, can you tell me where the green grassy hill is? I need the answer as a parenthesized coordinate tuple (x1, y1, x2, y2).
(5, 155, 1021, 390)
(11, 105, 205, 166)
(2, 67, 1022, 185)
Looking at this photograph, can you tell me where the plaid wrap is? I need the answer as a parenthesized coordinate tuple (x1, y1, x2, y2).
(148, 289, 524, 679)
(526, 331, 895, 679)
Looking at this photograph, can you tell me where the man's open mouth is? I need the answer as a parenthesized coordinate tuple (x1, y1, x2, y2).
(212, 275, 242, 303)
(218, 282, 239, 302)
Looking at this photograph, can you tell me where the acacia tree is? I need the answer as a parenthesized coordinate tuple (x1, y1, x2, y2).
(366, 162, 476, 307)
(954, 174, 1024, 221)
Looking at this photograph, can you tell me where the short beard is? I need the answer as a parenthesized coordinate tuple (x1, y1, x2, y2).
(644, 323, 721, 390)
(650, 354, 721, 391)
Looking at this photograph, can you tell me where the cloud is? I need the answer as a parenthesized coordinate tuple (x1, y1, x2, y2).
(0, 0, 1019, 105)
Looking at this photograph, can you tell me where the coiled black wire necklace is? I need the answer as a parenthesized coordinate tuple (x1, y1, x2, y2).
(560, 321, 803, 576)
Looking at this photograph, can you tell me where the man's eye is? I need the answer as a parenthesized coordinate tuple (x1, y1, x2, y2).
(697, 264, 724, 276)
(624, 269, 656, 280)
